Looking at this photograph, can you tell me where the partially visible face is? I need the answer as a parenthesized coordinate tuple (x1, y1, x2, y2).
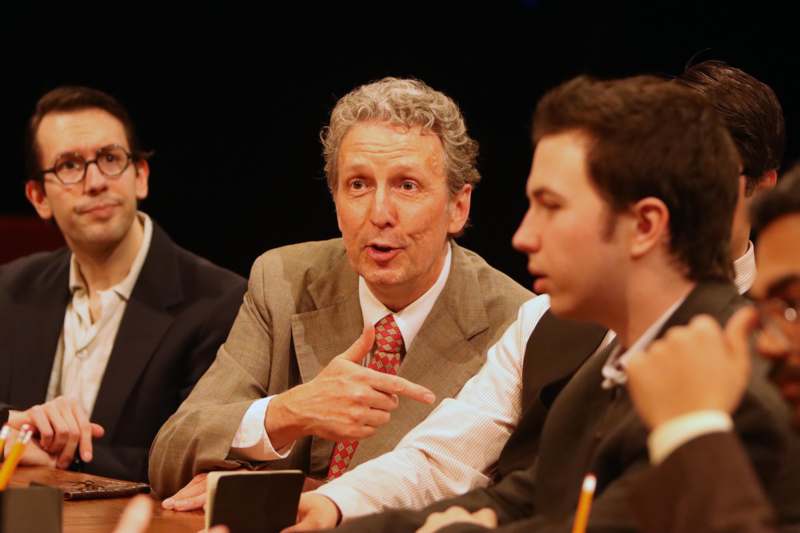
(334, 121, 471, 310)
(751, 213, 800, 426)
(27, 108, 148, 253)
(512, 131, 626, 321)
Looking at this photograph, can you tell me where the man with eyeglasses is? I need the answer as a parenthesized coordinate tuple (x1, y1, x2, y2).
(0, 86, 246, 482)
(625, 168, 800, 533)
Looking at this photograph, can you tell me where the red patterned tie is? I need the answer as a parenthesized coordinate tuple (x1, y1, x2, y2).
(326, 313, 405, 480)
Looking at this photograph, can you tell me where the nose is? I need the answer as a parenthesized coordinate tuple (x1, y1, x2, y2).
(512, 207, 541, 253)
(369, 184, 397, 228)
(83, 161, 109, 194)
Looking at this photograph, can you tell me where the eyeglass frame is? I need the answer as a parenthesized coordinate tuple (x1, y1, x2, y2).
(752, 277, 800, 357)
(39, 144, 136, 185)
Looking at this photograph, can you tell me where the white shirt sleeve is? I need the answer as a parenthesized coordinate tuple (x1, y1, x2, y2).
(647, 410, 733, 465)
(314, 296, 550, 521)
(229, 395, 295, 461)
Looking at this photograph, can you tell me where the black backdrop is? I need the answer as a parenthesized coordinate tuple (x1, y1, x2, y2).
(3, 0, 798, 286)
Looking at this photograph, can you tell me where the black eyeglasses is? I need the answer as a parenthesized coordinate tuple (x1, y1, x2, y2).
(41, 145, 133, 185)
(753, 278, 800, 356)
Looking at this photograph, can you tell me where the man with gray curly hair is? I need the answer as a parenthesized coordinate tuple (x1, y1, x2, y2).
(148, 77, 530, 508)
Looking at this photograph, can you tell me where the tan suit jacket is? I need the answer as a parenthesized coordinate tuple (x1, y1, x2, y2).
(148, 238, 530, 497)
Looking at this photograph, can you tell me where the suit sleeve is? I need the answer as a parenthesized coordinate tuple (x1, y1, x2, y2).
(86, 278, 246, 483)
(629, 432, 776, 533)
(148, 259, 272, 497)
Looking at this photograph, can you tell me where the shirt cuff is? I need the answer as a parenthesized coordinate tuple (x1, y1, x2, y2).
(230, 396, 294, 461)
(647, 410, 733, 465)
(314, 482, 367, 523)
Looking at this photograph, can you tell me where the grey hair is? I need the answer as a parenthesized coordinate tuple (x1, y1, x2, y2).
(321, 77, 480, 195)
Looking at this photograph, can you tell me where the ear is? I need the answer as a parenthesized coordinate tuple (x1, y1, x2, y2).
(447, 184, 473, 234)
(629, 197, 670, 259)
(25, 180, 53, 220)
(755, 169, 778, 192)
(134, 160, 149, 201)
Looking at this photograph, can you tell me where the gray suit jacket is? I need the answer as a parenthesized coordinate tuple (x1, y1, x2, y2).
(148, 238, 531, 497)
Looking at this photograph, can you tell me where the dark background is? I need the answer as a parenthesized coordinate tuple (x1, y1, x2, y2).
(2, 0, 797, 285)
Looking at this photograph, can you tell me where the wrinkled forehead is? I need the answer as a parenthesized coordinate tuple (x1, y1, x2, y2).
(36, 108, 129, 163)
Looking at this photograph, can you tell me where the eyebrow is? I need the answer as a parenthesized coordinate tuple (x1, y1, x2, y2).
(766, 274, 800, 299)
(531, 188, 564, 201)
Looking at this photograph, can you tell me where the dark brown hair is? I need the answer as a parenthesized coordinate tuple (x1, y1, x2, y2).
(532, 75, 740, 282)
(26, 86, 152, 181)
(751, 162, 800, 235)
(676, 61, 785, 193)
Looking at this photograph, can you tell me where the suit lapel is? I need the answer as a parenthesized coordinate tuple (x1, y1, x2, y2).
(291, 252, 363, 475)
(351, 242, 490, 466)
(496, 311, 608, 477)
(8, 250, 71, 408)
(532, 280, 743, 512)
(91, 223, 182, 437)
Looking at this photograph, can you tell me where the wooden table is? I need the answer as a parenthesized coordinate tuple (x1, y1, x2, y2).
(10, 467, 204, 533)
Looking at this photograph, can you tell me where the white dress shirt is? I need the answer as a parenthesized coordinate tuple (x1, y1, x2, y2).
(45, 213, 153, 417)
(315, 254, 756, 521)
(229, 244, 453, 460)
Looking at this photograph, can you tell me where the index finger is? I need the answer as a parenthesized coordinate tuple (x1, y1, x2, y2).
(367, 372, 435, 404)
(70, 402, 94, 463)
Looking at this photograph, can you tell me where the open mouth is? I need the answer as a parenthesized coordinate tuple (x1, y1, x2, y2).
(366, 243, 402, 262)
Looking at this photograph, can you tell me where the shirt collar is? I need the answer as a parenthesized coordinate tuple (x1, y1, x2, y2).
(358, 242, 452, 350)
(733, 240, 756, 295)
(601, 290, 689, 389)
(69, 212, 154, 301)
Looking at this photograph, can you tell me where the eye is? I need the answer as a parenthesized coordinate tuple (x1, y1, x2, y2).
(399, 180, 418, 192)
(348, 178, 367, 191)
(102, 152, 121, 163)
(55, 157, 83, 173)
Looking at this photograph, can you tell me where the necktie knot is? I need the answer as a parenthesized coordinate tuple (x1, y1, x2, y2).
(374, 313, 404, 355)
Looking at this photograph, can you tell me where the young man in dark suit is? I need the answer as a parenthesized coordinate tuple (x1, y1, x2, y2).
(0, 87, 246, 481)
(625, 167, 800, 533)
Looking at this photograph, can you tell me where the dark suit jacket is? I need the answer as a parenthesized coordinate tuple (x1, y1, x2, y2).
(0, 222, 246, 482)
(334, 281, 800, 532)
(629, 431, 776, 533)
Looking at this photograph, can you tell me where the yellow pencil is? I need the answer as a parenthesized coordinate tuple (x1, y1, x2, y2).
(571, 473, 597, 533)
(0, 424, 33, 491)
(0, 424, 9, 458)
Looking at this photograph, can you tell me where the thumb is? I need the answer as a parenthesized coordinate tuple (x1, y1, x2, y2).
(338, 324, 375, 364)
(91, 423, 105, 438)
(725, 306, 759, 371)
(473, 508, 498, 528)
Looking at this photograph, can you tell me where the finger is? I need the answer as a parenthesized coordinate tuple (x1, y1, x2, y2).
(170, 493, 207, 512)
(113, 495, 152, 533)
(56, 403, 81, 469)
(337, 325, 375, 364)
(473, 508, 498, 528)
(71, 401, 94, 462)
(163, 474, 207, 509)
(28, 406, 55, 451)
(43, 404, 69, 453)
(361, 407, 392, 428)
(351, 385, 399, 412)
(90, 423, 105, 438)
(725, 306, 759, 369)
(369, 373, 435, 404)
